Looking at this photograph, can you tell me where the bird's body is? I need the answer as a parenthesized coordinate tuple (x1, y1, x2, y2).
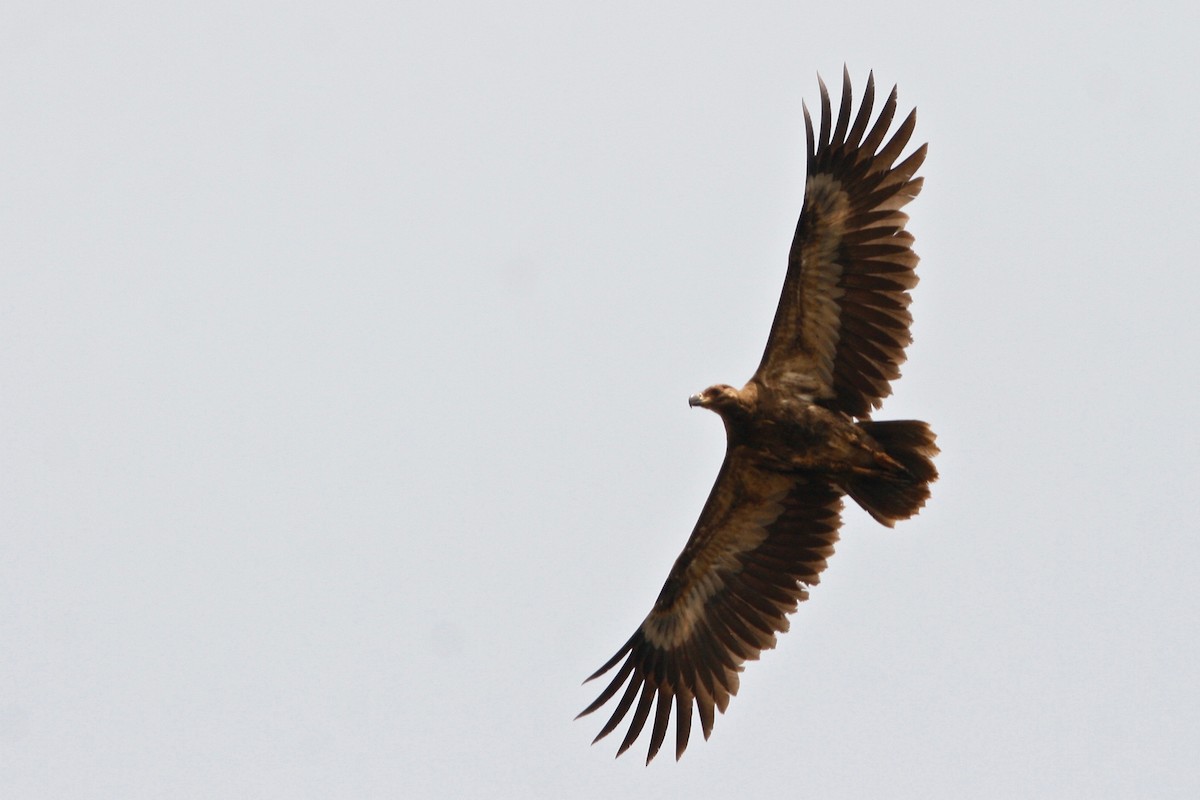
(694, 383, 888, 474)
(579, 69, 938, 763)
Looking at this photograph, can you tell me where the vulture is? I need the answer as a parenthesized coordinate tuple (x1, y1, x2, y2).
(578, 69, 939, 763)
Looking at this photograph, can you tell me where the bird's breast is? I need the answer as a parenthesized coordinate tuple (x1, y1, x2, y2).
(736, 401, 868, 473)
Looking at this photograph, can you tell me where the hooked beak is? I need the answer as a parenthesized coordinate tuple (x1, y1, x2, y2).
(688, 393, 704, 408)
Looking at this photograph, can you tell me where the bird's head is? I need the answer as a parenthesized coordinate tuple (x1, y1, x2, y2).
(688, 384, 746, 416)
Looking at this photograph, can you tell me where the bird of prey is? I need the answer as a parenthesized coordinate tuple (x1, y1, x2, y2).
(578, 69, 939, 764)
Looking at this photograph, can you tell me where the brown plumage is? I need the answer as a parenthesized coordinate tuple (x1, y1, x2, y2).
(577, 69, 939, 763)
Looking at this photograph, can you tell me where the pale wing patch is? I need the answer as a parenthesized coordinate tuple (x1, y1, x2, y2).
(795, 172, 851, 395)
(641, 471, 792, 650)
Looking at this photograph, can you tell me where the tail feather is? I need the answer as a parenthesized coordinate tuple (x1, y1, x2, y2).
(847, 420, 939, 527)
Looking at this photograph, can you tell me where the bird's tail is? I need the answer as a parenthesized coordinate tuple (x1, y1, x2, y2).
(846, 420, 939, 527)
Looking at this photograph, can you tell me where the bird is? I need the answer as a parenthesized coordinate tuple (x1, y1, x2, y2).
(577, 69, 939, 764)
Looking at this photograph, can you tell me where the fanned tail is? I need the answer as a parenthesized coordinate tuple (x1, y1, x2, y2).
(846, 420, 938, 527)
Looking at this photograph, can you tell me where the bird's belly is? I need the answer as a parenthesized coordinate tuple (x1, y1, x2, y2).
(747, 412, 875, 474)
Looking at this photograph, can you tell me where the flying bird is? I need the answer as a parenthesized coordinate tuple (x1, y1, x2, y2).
(577, 69, 939, 764)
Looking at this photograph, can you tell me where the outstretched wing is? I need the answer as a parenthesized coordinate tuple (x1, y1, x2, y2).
(753, 69, 926, 418)
(578, 449, 842, 763)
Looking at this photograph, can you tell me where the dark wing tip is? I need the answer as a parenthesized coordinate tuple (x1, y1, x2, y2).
(858, 83, 900, 155)
(830, 66, 853, 146)
(615, 682, 656, 757)
(816, 73, 832, 154)
(845, 71, 876, 148)
(581, 635, 634, 684)
(802, 99, 816, 171)
(674, 691, 693, 760)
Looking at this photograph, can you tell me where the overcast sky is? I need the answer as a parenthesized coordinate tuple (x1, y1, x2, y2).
(4, 2, 1199, 798)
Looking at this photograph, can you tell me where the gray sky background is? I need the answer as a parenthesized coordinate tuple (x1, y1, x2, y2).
(4, 2, 1199, 798)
